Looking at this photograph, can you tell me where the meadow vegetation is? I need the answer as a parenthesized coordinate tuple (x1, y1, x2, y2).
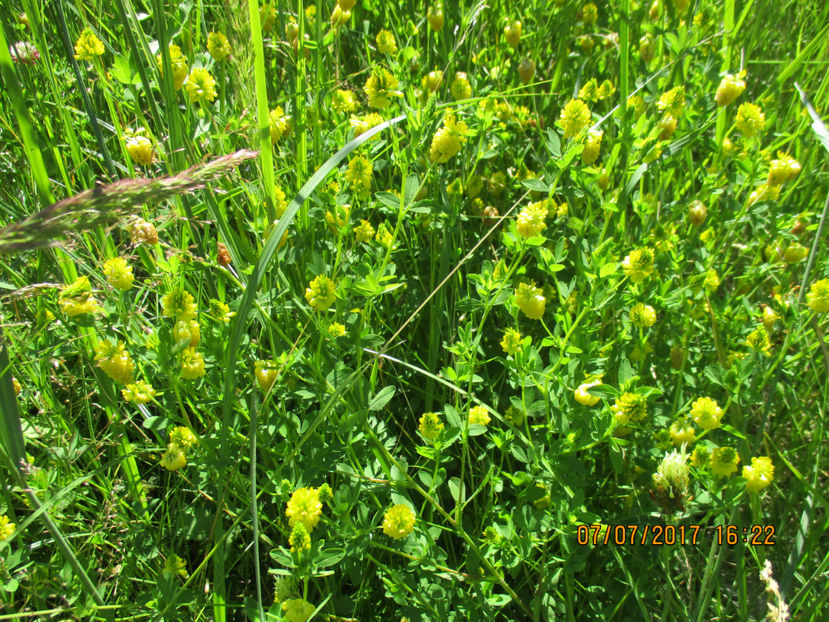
(0, 0, 828, 619)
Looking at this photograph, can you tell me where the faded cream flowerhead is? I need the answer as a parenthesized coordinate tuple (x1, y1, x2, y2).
(382, 504, 416, 539)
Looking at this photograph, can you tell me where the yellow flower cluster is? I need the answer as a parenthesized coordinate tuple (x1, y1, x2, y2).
(451, 72, 472, 100)
(157, 44, 189, 91)
(515, 201, 548, 238)
(468, 405, 491, 426)
(332, 89, 358, 113)
(418, 411, 444, 441)
(622, 247, 654, 283)
(269, 107, 291, 144)
(286, 486, 323, 532)
(735, 102, 765, 137)
(180, 347, 205, 379)
(184, 67, 217, 104)
(611, 392, 647, 425)
(60, 276, 99, 317)
(668, 420, 695, 445)
(500, 328, 523, 355)
(74, 28, 104, 61)
(629, 302, 656, 327)
(122, 380, 157, 404)
(125, 129, 154, 165)
(504, 20, 521, 46)
(346, 154, 373, 198)
(710, 447, 740, 478)
(515, 282, 546, 319)
(766, 152, 801, 186)
(376, 29, 397, 55)
(364, 68, 398, 109)
(382, 504, 416, 539)
(581, 129, 603, 164)
(742, 456, 774, 491)
(160, 426, 198, 471)
(354, 219, 375, 243)
(0, 515, 16, 541)
(690, 396, 723, 430)
(163, 288, 197, 321)
(715, 73, 746, 106)
(95, 339, 135, 384)
(207, 32, 231, 62)
(559, 99, 592, 139)
(350, 112, 384, 138)
(807, 279, 829, 313)
(305, 275, 336, 312)
(429, 114, 469, 163)
(103, 257, 134, 291)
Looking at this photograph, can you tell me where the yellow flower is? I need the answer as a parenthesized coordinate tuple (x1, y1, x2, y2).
(269, 107, 291, 144)
(282, 598, 315, 622)
(418, 411, 444, 441)
(581, 3, 598, 24)
(612, 392, 647, 423)
(0, 515, 16, 541)
(622, 247, 654, 283)
(807, 279, 829, 313)
(328, 322, 346, 338)
(376, 29, 397, 55)
(747, 183, 780, 207)
(715, 73, 746, 106)
(131, 218, 158, 245)
(629, 302, 656, 327)
(162, 554, 188, 579)
(735, 102, 765, 138)
(639, 34, 654, 62)
(427, 4, 445, 31)
(581, 129, 603, 164)
(515, 282, 546, 320)
(180, 348, 205, 379)
(305, 275, 336, 312)
(574, 379, 601, 406)
(516, 201, 548, 238)
(260, 2, 277, 31)
(690, 396, 723, 430)
(330, 5, 350, 27)
(658, 114, 677, 140)
(346, 154, 373, 198)
(746, 326, 772, 356)
(255, 359, 278, 392)
(331, 89, 357, 113)
(354, 219, 375, 243)
(74, 28, 104, 61)
(156, 44, 189, 91)
(95, 339, 135, 384)
(349, 112, 384, 138)
(209, 299, 235, 322)
(126, 135, 154, 165)
(669, 420, 695, 445)
(429, 114, 469, 163)
(767, 152, 801, 186)
(289, 521, 311, 553)
(504, 20, 522, 47)
(710, 447, 740, 478)
(103, 257, 134, 291)
(286, 487, 323, 532)
(382, 504, 416, 539)
(375, 222, 394, 247)
(421, 69, 443, 94)
(170, 426, 198, 450)
(742, 456, 774, 491)
(184, 67, 217, 103)
(59, 276, 99, 317)
(162, 288, 197, 321)
(364, 68, 399, 109)
(160, 443, 187, 471)
(338, 0, 356, 9)
(559, 99, 592, 139)
(451, 72, 472, 100)
(657, 86, 685, 117)
(468, 405, 491, 426)
(122, 381, 157, 404)
(690, 445, 710, 468)
(207, 32, 231, 62)
(500, 328, 523, 355)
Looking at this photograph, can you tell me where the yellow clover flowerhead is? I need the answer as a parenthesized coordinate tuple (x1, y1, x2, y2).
(354, 219, 375, 243)
(622, 247, 655, 283)
(468, 405, 491, 426)
(652, 449, 690, 499)
(382, 504, 416, 539)
(574, 378, 602, 406)
(156, 44, 189, 90)
(346, 154, 373, 198)
(767, 152, 801, 186)
(612, 392, 647, 423)
(500, 328, 523, 355)
(806, 279, 829, 313)
(59, 276, 99, 317)
(715, 73, 746, 106)
(103, 257, 134, 291)
(162, 288, 197, 321)
(331, 89, 357, 113)
(170, 426, 198, 450)
(451, 72, 472, 100)
(184, 68, 217, 103)
(126, 135, 154, 166)
(74, 28, 104, 61)
(515, 282, 546, 320)
(742, 456, 774, 491)
(427, 4, 445, 32)
(429, 114, 470, 163)
(0, 515, 16, 541)
(657, 86, 685, 117)
(305, 275, 336, 312)
(710, 447, 740, 478)
(207, 32, 231, 62)
(160, 442, 187, 471)
(735, 102, 765, 138)
(629, 302, 657, 328)
(122, 381, 157, 404)
(559, 99, 592, 139)
(504, 20, 522, 47)
(418, 411, 444, 441)
(581, 129, 603, 164)
(269, 107, 291, 144)
(282, 598, 315, 622)
(95, 339, 135, 384)
(180, 348, 205, 379)
(690, 396, 723, 430)
(289, 521, 311, 553)
(516, 201, 548, 238)
(376, 29, 397, 55)
(364, 67, 399, 109)
(286, 487, 323, 532)
(669, 420, 695, 445)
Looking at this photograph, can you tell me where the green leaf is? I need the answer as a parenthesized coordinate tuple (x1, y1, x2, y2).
(369, 386, 396, 411)
(599, 262, 617, 278)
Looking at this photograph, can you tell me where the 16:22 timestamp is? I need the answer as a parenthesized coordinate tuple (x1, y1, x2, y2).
(576, 524, 776, 546)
